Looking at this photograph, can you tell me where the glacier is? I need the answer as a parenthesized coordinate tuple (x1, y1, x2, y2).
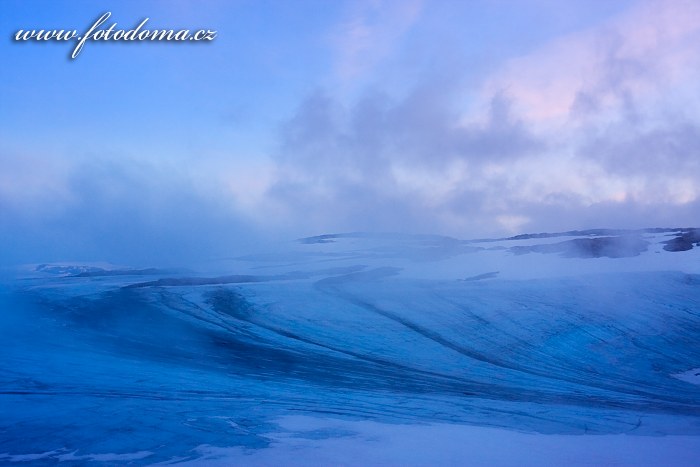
(1, 228, 700, 465)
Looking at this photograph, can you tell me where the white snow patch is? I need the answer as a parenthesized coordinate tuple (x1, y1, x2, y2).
(0, 450, 62, 462)
(673, 368, 700, 386)
(166, 416, 700, 466)
(0, 449, 152, 463)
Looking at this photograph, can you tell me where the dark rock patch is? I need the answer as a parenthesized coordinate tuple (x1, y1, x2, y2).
(510, 236, 649, 258)
(461, 271, 500, 281)
(663, 229, 700, 252)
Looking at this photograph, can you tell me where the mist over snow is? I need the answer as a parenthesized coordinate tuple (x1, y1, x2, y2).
(0, 153, 265, 267)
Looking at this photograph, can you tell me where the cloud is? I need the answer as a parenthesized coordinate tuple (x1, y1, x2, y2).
(581, 119, 700, 177)
(331, 0, 423, 85)
(263, 0, 700, 237)
(4, 0, 699, 258)
(483, 0, 700, 125)
(267, 82, 542, 235)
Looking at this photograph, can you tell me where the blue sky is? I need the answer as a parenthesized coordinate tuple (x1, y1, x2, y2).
(1, 0, 699, 265)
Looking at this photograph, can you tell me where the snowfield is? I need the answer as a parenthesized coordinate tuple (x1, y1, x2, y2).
(1, 228, 699, 465)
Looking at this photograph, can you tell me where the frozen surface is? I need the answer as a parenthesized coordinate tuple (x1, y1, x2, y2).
(674, 368, 700, 386)
(163, 416, 700, 467)
(1, 229, 700, 465)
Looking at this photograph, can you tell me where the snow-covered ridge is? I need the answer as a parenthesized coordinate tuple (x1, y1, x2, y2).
(297, 227, 699, 258)
(283, 227, 700, 282)
(22, 227, 699, 281)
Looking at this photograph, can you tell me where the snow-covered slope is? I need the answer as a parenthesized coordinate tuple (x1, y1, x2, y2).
(1, 228, 699, 464)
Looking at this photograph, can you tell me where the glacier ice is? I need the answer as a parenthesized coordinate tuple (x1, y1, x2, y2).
(1, 229, 700, 464)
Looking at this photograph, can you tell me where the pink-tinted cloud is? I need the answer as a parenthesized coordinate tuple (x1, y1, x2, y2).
(482, 0, 700, 125)
(264, 0, 700, 237)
